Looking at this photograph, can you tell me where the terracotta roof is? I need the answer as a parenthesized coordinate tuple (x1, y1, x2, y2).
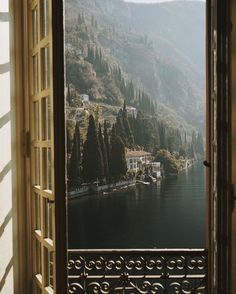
(126, 150, 152, 158)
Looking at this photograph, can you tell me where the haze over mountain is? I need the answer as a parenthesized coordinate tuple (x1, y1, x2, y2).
(65, 0, 205, 132)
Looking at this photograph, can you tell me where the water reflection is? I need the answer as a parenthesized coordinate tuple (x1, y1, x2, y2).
(68, 162, 205, 249)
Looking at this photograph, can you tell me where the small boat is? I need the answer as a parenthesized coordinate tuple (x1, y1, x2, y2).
(136, 180, 150, 185)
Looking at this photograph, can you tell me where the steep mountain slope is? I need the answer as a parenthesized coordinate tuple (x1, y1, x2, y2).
(65, 0, 205, 131)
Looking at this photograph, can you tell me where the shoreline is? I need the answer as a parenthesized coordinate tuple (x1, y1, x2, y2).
(68, 179, 136, 199)
(68, 159, 201, 200)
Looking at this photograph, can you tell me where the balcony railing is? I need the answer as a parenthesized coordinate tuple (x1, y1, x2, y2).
(68, 248, 207, 293)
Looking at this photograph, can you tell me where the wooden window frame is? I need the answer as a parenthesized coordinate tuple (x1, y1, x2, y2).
(206, 0, 232, 292)
(9, 0, 233, 292)
(11, 0, 67, 292)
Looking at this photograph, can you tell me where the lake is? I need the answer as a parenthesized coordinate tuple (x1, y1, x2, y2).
(68, 162, 205, 249)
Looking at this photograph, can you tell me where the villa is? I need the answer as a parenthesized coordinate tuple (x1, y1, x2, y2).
(126, 150, 152, 172)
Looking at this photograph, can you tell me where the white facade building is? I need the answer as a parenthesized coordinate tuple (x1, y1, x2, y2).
(81, 94, 89, 102)
(126, 106, 137, 117)
(81, 94, 90, 109)
(126, 150, 152, 172)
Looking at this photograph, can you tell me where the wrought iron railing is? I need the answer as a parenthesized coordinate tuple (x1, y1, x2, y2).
(68, 249, 207, 293)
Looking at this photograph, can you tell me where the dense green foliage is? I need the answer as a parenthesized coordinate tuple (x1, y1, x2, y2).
(67, 109, 204, 187)
(82, 115, 104, 182)
(155, 149, 180, 175)
(110, 135, 127, 181)
(98, 123, 109, 179)
(68, 121, 81, 188)
(67, 115, 128, 185)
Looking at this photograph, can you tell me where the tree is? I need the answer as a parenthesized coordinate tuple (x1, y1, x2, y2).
(98, 124, 109, 180)
(122, 101, 134, 147)
(179, 146, 186, 158)
(68, 122, 81, 188)
(82, 115, 104, 182)
(159, 121, 167, 149)
(104, 120, 110, 165)
(196, 132, 204, 157)
(116, 109, 127, 145)
(134, 110, 145, 146)
(191, 131, 197, 159)
(67, 83, 72, 105)
(77, 13, 85, 25)
(155, 149, 179, 175)
(110, 135, 127, 180)
(167, 135, 174, 153)
(67, 125, 72, 155)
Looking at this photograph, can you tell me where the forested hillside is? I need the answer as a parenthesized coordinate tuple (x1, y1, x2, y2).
(65, 0, 205, 132)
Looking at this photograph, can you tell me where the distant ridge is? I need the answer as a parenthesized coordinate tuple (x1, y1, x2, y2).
(66, 0, 205, 131)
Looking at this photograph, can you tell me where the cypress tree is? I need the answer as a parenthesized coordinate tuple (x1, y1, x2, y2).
(135, 110, 145, 146)
(118, 67, 122, 82)
(67, 83, 71, 105)
(159, 121, 167, 149)
(196, 132, 204, 157)
(98, 124, 109, 180)
(184, 132, 187, 146)
(116, 109, 127, 145)
(67, 126, 72, 154)
(191, 131, 197, 158)
(167, 135, 174, 153)
(68, 122, 81, 188)
(122, 101, 134, 147)
(82, 115, 104, 182)
(91, 15, 95, 27)
(110, 136, 127, 180)
(104, 120, 110, 163)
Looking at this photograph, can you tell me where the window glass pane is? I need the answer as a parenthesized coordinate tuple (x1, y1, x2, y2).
(42, 97, 51, 140)
(45, 249, 54, 288)
(44, 199, 53, 240)
(42, 148, 52, 190)
(33, 54, 39, 94)
(34, 193, 41, 231)
(41, 47, 50, 90)
(32, 7, 38, 46)
(34, 101, 40, 140)
(41, 0, 49, 38)
(35, 240, 42, 275)
(34, 147, 40, 186)
(30, 0, 55, 291)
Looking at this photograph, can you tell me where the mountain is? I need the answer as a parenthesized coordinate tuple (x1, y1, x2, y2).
(65, 0, 205, 132)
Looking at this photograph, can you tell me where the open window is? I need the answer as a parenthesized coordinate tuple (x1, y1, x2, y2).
(6, 0, 234, 292)
(64, 0, 208, 292)
(64, 0, 233, 292)
(21, 0, 67, 292)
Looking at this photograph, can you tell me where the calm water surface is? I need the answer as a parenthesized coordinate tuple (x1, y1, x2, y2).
(68, 162, 205, 249)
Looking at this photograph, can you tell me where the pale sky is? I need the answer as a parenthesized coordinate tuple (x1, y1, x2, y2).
(123, 0, 205, 3)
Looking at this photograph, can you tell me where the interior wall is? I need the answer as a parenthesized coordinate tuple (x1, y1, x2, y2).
(0, 0, 14, 292)
(231, 0, 236, 292)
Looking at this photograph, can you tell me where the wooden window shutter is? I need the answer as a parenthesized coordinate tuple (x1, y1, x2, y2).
(27, 0, 67, 292)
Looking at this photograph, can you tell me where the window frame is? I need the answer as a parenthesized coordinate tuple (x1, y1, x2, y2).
(12, 0, 67, 292)
(10, 0, 32, 292)
(206, 0, 232, 292)
(10, 0, 233, 292)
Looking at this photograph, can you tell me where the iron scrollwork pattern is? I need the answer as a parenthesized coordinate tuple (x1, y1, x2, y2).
(68, 249, 207, 293)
